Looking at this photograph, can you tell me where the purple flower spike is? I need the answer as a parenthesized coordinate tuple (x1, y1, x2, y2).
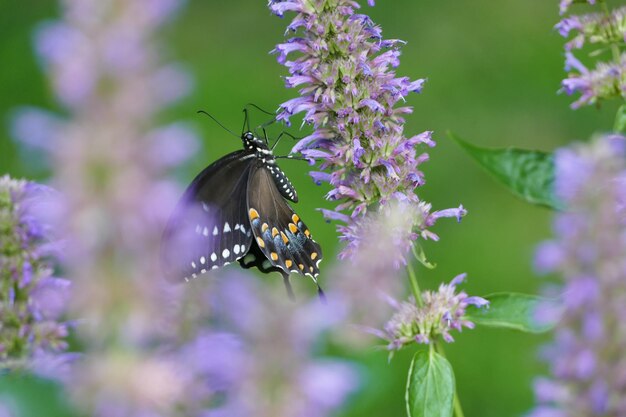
(0, 176, 70, 369)
(270, 0, 465, 259)
(529, 135, 626, 417)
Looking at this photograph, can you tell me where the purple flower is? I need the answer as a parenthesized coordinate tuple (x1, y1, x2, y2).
(0, 175, 70, 369)
(375, 274, 488, 351)
(270, 0, 465, 259)
(529, 135, 626, 417)
(556, 4, 626, 108)
(560, 52, 626, 108)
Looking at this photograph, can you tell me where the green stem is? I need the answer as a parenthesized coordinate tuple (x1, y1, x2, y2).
(406, 256, 424, 307)
(435, 342, 466, 417)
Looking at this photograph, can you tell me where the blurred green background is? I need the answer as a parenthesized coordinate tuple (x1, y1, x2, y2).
(0, 1, 616, 416)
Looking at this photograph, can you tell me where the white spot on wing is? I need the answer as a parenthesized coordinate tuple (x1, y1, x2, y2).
(211, 252, 217, 262)
(202, 227, 209, 237)
(202, 202, 210, 212)
(224, 222, 231, 232)
(191, 261, 196, 268)
(234, 244, 240, 254)
(213, 226, 219, 236)
(222, 249, 230, 258)
(200, 256, 206, 264)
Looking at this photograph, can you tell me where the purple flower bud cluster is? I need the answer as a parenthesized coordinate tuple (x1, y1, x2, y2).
(0, 175, 70, 369)
(557, 3, 626, 108)
(373, 274, 488, 351)
(530, 135, 626, 417)
(269, 0, 465, 259)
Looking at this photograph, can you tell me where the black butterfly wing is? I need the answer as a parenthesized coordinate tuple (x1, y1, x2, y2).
(245, 165, 323, 280)
(161, 150, 255, 282)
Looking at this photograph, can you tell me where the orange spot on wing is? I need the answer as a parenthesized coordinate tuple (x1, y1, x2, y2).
(298, 263, 304, 271)
(262, 223, 269, 232)
(256, 236, 265, 248)
(249, 208, 259, 220)
(311, 252, 318, 260)
(271, 252, 278, 261)
(292, 214, 300, 223)
(304, 229, 311, 238)
(285, 260, 293, 268)
(288, 223, 298, 233)
(280, 231, 289, 244)
(272, 227, 279, 237)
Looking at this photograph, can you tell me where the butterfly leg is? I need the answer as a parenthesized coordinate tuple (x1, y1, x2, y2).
(315, 279, 326, 304)
(281, 271, 296, 301)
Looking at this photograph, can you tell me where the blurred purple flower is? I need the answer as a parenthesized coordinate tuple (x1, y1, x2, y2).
(201, 273, 358, 417)
(529, 135, 626, 417)
(270, 0, 465, 259)
(0, 175, 71, 370)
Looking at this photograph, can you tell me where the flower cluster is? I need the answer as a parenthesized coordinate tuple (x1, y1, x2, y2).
(270, 0, 465, 258)
(0, 175, 70, 370)
(557, 3, 626, 108)
(373, 274, 488, 351)
(530, 135, 626, 417)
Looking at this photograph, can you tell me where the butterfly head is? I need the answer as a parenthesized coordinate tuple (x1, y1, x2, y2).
(242, 132, 269, 152)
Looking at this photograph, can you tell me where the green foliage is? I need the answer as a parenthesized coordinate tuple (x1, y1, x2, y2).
(405, 349, 455, 417)
(0, 373, 79, 417)
(449, 133, 562, 210)
(465, 292, 558, 333)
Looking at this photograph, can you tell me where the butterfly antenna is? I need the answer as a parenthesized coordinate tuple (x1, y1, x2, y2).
(272, 131, 302, 150)
(197, 111, 239, 139)
(242, 107, 251, 135)
(281, 272, 296, 301)
(244, 103, 275, 116)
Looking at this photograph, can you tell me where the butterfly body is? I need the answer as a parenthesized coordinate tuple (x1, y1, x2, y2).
(161, 132, 322, 287)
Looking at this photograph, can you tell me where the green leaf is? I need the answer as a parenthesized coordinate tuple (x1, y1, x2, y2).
(411, 243, 436, 269)
(406, 349, 455, 417)
(465, 292, 559, 333)
(449, 133, 563, 210)
(0, 372, 79, 417)
(614, 104, 626, 134)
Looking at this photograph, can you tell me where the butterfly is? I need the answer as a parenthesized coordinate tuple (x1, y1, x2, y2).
(160, 128, 323, 297)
